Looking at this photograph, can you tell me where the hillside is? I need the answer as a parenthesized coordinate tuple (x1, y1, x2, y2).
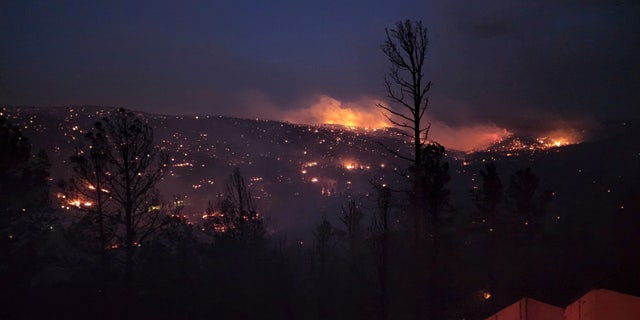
(2, 106, 638, 239)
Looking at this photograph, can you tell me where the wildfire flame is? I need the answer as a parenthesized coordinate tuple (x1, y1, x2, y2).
(284, 95, 389, 129)
(538, 128, 583, 148)
(486, 127, 584, 154)
(343, 159, 358, 170)
(281, 94, 586, 152)
(341, 159, 370, 170)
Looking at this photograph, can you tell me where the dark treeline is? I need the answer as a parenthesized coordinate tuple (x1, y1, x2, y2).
(2, 109, 640, 320)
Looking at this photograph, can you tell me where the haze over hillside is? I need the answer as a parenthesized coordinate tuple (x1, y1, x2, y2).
(2, 106, 638, 238)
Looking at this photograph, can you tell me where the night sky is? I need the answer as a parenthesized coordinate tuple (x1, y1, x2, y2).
(1, 1, 639, 135)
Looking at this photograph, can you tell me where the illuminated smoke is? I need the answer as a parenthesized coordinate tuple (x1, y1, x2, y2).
(281, 94, 516, 151)
(283, 95, 389, 129)
(429, 121, 512, 152)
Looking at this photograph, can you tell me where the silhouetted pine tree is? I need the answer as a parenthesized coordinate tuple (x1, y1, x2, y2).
(507, 167, 552, 297)
(508, 167, 551, 239)
(69, 109, 169, 299)
(369, 184, 393, 320)
(314, 216, 336, 320)
(413, 142, 451, 319)
(0, 115, 55, 319)
(59, 119, 116, 276)
(471, 161, 504, 313)
(338, 199, 367, 319)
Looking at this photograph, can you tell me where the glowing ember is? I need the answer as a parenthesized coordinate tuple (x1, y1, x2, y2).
(86, 184, 109, 193)
(303, 161, 318, 168)
(342, 159, 359, 170)
(66, 199, 93, 208)
(202, 212, 228, 233)
(341, 159, 371, 170)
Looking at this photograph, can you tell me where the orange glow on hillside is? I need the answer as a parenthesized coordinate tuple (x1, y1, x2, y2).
(486, 127, 584, 154)
(281, 94, 587, 152)
(536, 128, 583, 148)
(284, 95, 390, 129)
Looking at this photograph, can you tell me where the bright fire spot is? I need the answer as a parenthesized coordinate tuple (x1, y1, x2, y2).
(538, 136, 575, 148)
(311, 177, 319, 183)
(303, 161, 318, 168)
(342, 159, 370, 170)
(87, 184, 109, 193)
(343, 159, 358, 170)
(534, 128, 583, 149)
(283, 95, 390, 129)
(68, 199, 93, 208)
(202, 212, 228, 233)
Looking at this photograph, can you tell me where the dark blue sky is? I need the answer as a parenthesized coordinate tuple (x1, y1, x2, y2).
(1, 0, 638, 129)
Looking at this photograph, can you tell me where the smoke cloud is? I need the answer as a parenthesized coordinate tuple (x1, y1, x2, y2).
(429, 121, 512, 152)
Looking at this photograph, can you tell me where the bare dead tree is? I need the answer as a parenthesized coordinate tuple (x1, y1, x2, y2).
(377, 20, 436, 320)
(377, 19, 431, 167)
(377, 19, 434, 242)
